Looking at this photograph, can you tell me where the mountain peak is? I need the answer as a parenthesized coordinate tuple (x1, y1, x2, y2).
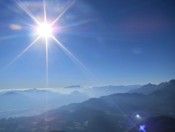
(168, 79, 175, 85)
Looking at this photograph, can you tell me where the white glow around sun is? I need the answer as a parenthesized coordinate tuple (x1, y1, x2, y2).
(7, 0, 84, 87)
(36, 23, 53, 38)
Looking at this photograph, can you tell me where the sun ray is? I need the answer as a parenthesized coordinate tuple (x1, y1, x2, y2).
(51, 35, 99, 83)
(44, 37, 49, 128)
(3, 36, 41, 71)
(1, 0, 99, 86)
(45, 38, 49, 87)
(51, 1, 75, 26)
(51, 35, 86, 69)
(43, 0, 47, 23)
(16, 0, 40, 25)
(43, 1, 49, 124)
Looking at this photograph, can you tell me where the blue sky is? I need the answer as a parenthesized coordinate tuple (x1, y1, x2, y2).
(0, 0, 175, 89)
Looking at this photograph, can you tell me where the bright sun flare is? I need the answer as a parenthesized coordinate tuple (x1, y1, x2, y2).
(36, 23, 53, 38)
(6, 0, 84, 87)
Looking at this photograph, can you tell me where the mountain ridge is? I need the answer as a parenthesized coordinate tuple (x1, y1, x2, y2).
(0, 79, 174, 132)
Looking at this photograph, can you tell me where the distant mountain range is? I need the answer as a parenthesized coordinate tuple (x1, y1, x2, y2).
(128, 81, 170, 94)
(85, 85, 140, 97)
(0, 88, 89, 118)
(0, 79, 174, 132)
(0, 85, 140, 118)
(0, 80, 174, 119)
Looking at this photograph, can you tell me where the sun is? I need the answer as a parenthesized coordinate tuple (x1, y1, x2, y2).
(36, 22, 53, 38)
(6, 0, 85, 87)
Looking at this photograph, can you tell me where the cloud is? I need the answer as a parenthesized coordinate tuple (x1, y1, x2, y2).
(65, 85, 81, 89)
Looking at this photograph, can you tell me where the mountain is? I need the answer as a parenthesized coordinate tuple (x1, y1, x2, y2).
(85, 85, 140, 97)
(0, 79, 174, 132)
(128, 81, 170, 94)
(0, 84, 141, 119)
(0, 89, 89, 118)
(151, 79, 175, 97)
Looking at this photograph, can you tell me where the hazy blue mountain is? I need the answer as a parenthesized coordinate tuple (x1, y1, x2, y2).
(0, 80, 174, 132)
(85, 85, 140, 97)
(0, 89, 89, 118)
(128, 81, 170, 94)
(151, 79, 175, 97)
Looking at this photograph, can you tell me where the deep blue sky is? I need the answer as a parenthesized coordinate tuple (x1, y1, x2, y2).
(0, 0, 175, 89)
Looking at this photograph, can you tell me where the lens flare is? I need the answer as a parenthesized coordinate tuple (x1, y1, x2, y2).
(4, 0, 87, 87)
(139, 125, 146, 132)
(136, 114, 141, 120)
